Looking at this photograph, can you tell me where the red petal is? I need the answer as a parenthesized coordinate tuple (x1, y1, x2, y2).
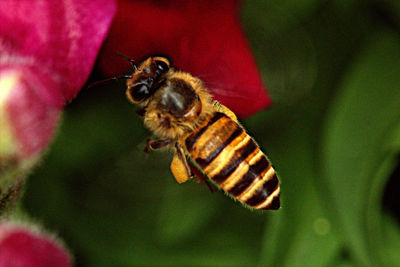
(98, 0, 271, 117)
(0, 223, 71, 267)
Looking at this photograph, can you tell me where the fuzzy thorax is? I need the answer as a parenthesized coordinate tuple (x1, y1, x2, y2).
(143, 71, 214, 141)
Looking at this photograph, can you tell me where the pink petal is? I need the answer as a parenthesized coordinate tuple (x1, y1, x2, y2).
(0, 223, 71, 267)
(0, 0, 116, 160)
(0, 0, 117, 101)
(1, 68, 60, 157)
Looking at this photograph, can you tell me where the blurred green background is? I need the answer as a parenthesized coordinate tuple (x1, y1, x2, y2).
(22, 0, 400, 266)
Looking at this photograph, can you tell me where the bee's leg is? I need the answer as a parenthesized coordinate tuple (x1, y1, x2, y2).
(144, 138, 171, 153)
(188, 162, 214, 193)
(213, 100, 238, 122)
(170, 143, 192, 184)
(136, 107, 146, 118)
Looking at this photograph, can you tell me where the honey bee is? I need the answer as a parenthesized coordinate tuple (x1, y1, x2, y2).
(94, 54, 280, 210)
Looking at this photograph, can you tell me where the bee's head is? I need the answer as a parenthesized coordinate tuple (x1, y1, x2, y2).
(125, 56, 171, 104)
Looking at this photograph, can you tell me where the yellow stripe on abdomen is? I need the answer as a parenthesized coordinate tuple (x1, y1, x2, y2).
(185, 112, 280, 210)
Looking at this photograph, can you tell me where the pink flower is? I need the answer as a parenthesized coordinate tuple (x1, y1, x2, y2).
(0, 222, 71, 267)
(0, 0, 116, 199)
(97, 0, 271, 118)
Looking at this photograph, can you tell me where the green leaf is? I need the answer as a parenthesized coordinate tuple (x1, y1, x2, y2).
(156, 179, 219, 245)
(246, 109, 340, 267)
(367, 152, 400, 266)
(320, 30, 400, 265)
(380, 213, 400, 265)
(242, 1, 317, 104)
(368, 122, 400, 266)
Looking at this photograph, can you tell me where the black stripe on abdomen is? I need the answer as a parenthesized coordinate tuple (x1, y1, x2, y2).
(211, 139, 258, 184)
(245, 173, 279, 206)
(185, 112, 224, 151)
(195, 127, 243, 168)
(263, 195, 281, 210)
(228, 156, 270, 196)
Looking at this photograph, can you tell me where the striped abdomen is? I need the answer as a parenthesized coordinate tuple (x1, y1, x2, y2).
(185, 112, 280, 210)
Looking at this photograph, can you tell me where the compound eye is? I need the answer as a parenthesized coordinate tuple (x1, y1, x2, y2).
(128, 84, 150, 102)
(155, 60, 169, 74)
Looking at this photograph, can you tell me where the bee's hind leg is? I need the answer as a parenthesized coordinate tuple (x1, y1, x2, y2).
(170, 143, 192, 184)
(188, 162, 214, 193)
(144, 138, 172, 153)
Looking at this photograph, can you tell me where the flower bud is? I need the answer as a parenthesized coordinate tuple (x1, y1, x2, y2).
(0, 68, 62, 213)
(0, 68, 61, 170)
(0, 222, 72, 267)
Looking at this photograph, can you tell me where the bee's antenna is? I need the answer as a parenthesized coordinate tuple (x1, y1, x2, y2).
(87, 52, 137, 88)
(117, 52, 138, 72)
(87, 74, 132, 88)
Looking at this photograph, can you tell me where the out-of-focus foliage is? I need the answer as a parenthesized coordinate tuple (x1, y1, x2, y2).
(22, 0, 400, 266)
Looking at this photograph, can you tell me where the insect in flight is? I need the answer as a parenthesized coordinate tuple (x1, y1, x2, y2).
(92, 54, 280, 210)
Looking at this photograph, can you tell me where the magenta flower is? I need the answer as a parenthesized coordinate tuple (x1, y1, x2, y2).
(98, 0, 271, 118)
(0, 222, 71, 267)
(0, 0, 116, 199)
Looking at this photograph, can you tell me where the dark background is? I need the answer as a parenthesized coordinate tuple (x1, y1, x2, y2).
(23, 0, 400, 266)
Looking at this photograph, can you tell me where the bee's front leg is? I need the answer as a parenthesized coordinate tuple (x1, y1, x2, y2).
(170, 143, 192, 184)
(144, 138, 172, 153)
(136, 107, 146, 118)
